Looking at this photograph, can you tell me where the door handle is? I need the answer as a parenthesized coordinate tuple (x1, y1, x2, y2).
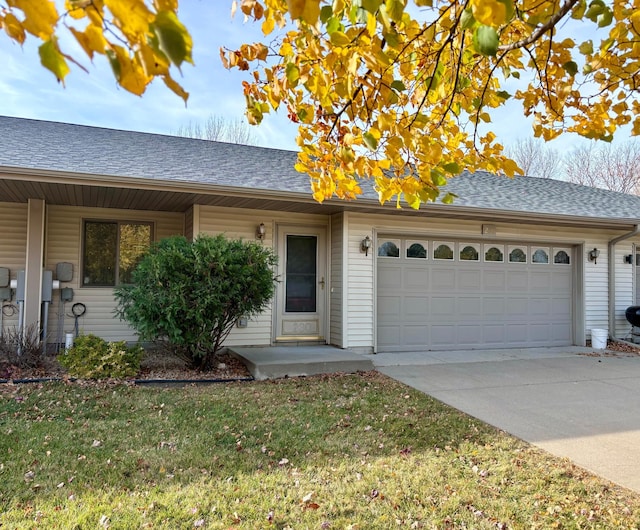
(319, 277, 325, 290)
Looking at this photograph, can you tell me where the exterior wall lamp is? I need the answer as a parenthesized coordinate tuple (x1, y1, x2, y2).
(361, 235, 372, 256)
(589, 247, 600, 264)
(256, 223, 266, 240)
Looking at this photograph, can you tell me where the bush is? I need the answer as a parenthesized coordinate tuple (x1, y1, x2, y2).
(0, 324, 45, 370)
(58, 334, 144, 379)
(114, 234, 278, 370)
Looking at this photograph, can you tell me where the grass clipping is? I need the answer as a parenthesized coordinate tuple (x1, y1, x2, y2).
(0, 372, 638, 528)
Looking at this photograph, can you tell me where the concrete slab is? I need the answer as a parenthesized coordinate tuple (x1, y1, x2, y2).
(230, 346, 374, 380)
(375, 349, 640, 493)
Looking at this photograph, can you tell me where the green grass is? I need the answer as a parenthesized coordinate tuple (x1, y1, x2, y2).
(1, 372, 639, 529)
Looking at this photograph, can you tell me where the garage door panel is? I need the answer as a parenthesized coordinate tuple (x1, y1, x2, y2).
(378, 295, 401, 318)
(404, 296, 429, 319)
(405, 267, 428, 290)
(432, 269, 456, 290)
(483, 297, 505, 315)
(430, 325, 456, 346)
(484, 271, 506, 290)
(459, 270, 482, 290)
(457, 297, 482, 316)
(377, 238, 573, 352)
(507, 270, 529, 290)
(457, 325, 484, 346)
(430, 296, 455, 319)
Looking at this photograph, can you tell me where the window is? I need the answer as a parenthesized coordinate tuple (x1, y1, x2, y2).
(484, 245, 504, 262)
(83, 220, 152, 286)
(406, 242, 427, 259)
(459, 244, 479, 261)
(433, 243, 454, 260)
(554, 249, 571, 265)
(378, 241, 400, 257)
(509, 247, 527, 263)
(532, 248, 549, 264)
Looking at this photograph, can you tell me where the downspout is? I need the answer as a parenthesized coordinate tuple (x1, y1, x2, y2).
(608, 225, 640, 339)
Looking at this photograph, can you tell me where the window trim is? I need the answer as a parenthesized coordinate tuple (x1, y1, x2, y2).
(81, 219, 154, 287)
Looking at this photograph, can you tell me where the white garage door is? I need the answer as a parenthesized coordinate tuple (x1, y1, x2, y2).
(377, 238, 574, 352)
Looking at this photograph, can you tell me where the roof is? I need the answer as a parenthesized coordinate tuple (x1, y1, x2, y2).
(1, 115, 640, 224)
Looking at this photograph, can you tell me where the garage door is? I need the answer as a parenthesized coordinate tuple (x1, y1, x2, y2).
(377, 238, 573, 352)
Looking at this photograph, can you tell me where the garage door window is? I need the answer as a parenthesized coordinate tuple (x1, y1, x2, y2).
(407, 242, 427, 259)
(378, 241, 400, 257)
(484, 245, 504, 262)
(532, 248, 549, 264)
(459, 244, 479, 261)
(434, 243, 454, 260)
(509, 247, 527, 263)
(554, 249, 571, 264)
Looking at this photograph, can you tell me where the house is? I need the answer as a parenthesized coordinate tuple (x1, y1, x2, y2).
(1, 115, 639, 353)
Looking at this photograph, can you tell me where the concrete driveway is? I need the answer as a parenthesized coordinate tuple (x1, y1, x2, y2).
(374, 347, 640, 493)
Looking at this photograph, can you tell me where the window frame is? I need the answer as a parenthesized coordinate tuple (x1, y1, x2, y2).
(81, 219, 154, 287)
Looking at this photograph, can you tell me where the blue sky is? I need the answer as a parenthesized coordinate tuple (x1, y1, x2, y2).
(0, 3, 606, 155)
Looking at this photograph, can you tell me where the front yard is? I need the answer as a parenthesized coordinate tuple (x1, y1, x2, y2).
(1, 372, 638, 528)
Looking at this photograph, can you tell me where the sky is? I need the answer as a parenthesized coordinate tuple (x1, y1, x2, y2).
(0, 2, 614, 156)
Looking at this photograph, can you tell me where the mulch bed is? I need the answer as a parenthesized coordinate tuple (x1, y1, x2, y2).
(0, 350, 252, 384)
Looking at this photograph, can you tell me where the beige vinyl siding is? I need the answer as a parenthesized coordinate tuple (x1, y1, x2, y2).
(345, 211, 631, 350)
(330, 212, 344, 347)
(345, 213, 375, 352)
(0, 202, 28, 330)
(185, 205, 194, 241)
(583, 237, 609, 339)
(197, 205, 330, 346)
(45, 205, 184, 343)
(614, 242, 634, 338)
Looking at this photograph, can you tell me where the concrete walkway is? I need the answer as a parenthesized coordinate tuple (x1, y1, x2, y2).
(375, 347, 640, 493)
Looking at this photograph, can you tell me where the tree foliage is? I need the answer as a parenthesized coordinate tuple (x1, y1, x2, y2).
(174, 114, 258, 145)
(565, 141, 640, 194)
(505, 138, 562, 179)
(114, 235, 278, 370)
(0, 0, 192, 101)
(221, 0, 640, 207)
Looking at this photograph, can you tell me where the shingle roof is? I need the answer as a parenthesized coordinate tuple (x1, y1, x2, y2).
(1, 115, 639, 222)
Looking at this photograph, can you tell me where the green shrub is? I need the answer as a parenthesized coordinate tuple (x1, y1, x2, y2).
(114, 234, 278, 370)
(58, 334, 144, 379)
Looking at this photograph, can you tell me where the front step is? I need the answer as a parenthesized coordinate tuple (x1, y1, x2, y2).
(229, 346, 374, 380)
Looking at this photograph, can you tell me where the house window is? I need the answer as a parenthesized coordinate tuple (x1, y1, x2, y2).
(484, 245, 504, 262)
(532, 248, 549, 264)
(433, 243, 454, 260)
(82, 220, 152, 286)
(378, 241, 400, 257)
(554, 249, 571, 264)
(459, 244, 479, 261)
(406, 242, 427, 259)
(509, 247, 527, 263)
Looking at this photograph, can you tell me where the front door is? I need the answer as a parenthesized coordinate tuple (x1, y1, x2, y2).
(275, 225, 327, 342)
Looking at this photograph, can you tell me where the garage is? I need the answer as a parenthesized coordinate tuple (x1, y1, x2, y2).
(376, 237, 574, 352)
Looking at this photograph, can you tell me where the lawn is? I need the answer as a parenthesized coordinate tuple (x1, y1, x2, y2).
(1, 372, 638, 529)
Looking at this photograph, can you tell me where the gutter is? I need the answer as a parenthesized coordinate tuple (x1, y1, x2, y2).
(608, 225, 640, 339)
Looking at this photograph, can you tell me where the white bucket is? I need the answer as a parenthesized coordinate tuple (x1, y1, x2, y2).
(591, 328, 608, 349)
(65, 332, 74, 351)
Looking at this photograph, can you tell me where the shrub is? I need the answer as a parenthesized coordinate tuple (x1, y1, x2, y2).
(58, 334, 144, 379)
(114, 234, 278, 370)
(0, 324, 45, 370)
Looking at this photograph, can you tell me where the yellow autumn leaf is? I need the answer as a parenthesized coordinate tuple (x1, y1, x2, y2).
(104, 0, 153, 40)
(2, 12, 26, 44)
(8, 0, 58, 39)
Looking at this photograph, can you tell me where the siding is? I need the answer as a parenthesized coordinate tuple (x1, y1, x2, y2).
(330, 212, 344, 347)
(197, 205, 330, 346)
(45, 205, 184, 344)
(345, 211, 631, 350)
(0, 202, 28, 331)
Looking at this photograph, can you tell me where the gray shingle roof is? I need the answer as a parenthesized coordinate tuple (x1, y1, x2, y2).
(1, 115, 640, 222)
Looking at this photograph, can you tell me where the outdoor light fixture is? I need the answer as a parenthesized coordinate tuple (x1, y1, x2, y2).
(256, 223, 266, 240)
(589, 248, 600, 264)
(625, 254, 634, 264)
(361, 235, 372, 256)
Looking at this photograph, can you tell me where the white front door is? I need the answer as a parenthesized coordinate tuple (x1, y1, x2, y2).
(275, 225, 327, 342)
